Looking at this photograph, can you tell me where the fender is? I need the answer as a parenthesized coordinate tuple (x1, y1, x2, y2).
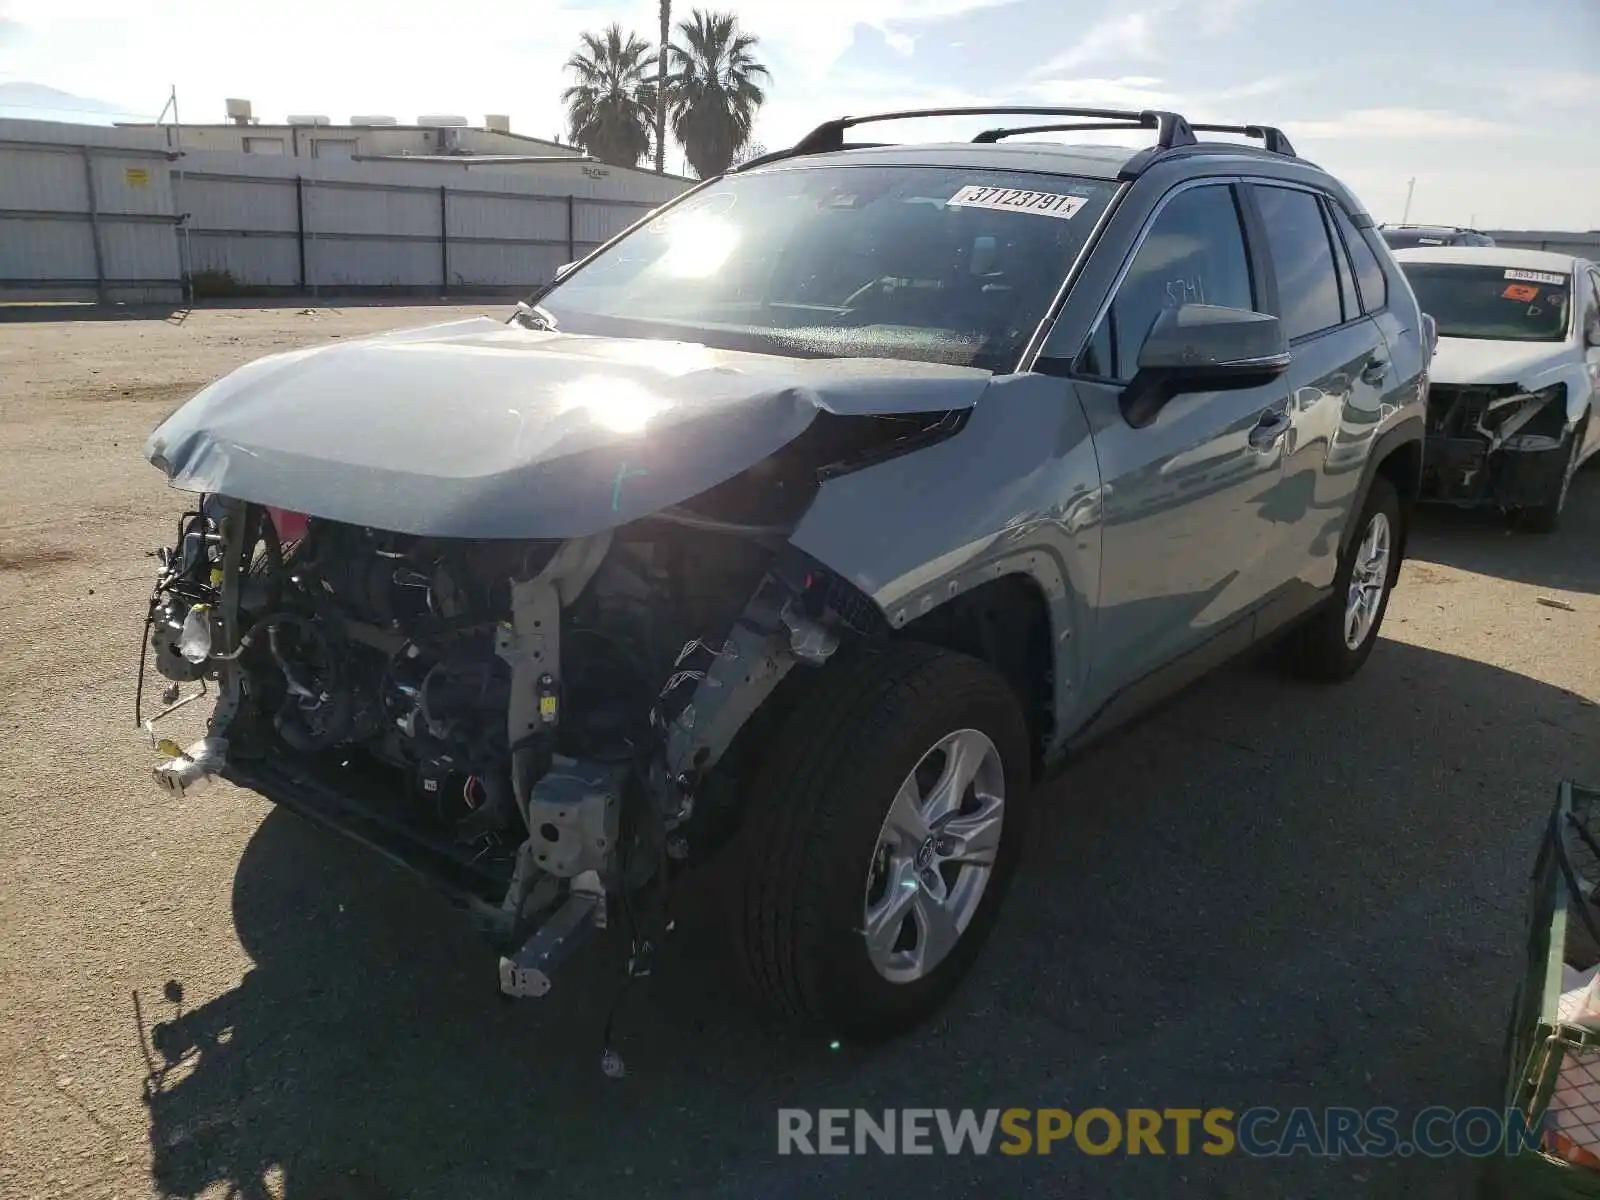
(787, 372, 1105, 751)
(1339, 413, 1425, 561)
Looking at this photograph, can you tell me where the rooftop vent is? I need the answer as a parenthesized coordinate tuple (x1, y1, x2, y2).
(351, 114, 398, 126)
(484, 113, 511, 132)
(287, 114, 332, 127)
(417, 114, 469, 128)
(225, 98, 253, 125)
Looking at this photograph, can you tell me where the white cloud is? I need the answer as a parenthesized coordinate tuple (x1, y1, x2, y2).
(1490, 71, 1599, 108)
(2, 0, 1595, 227)
(1194, 0, 1265, 35)
(1288, 108, 1508, 140)
(1026, 6, 1172, 78)
(1024, 75, 1178, 110)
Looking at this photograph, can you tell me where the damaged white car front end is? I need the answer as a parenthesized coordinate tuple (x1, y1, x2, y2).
(1397, 249, 1600, 529)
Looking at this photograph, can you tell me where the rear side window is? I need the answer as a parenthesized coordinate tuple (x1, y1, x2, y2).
(1323, 199, 1360, 324)
(1079, 184, 1255, 380)
(1253, 185, 1344, 340)
(1329, 203, 1388, 313)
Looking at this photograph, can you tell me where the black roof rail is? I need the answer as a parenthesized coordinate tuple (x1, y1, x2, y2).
(733, 105, 1197, 171)
(972, 120, 1157, 143)
(1187, 123, 1298, 158)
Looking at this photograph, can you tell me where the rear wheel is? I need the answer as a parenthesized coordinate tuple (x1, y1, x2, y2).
(1287, 474, 1401, 683)
(730, 643, 1030, 1041)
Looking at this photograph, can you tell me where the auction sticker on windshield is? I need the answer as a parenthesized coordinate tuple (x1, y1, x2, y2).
(947, 185, 1089, 220)
(1505, 269, 1567, 286)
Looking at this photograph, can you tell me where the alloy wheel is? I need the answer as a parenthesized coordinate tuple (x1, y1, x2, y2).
(1344, 510, 1392, 650)
(861, 728, 1006, 984)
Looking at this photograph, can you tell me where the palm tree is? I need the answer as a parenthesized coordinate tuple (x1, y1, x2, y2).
(561, 24, 657, 168)
(654, 0, 670, 174)
(667, 10, 770, 179)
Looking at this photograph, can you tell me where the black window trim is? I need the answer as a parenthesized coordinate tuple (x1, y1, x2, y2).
(1241, 178, 1368, 345)
(1324, 195, 1390, 316)
(1040, 174, 1254, 385)
(1319, 195, 1361, 326)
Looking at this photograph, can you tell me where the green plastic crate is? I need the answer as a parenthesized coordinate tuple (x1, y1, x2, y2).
(1483, 781, 1600, 1198)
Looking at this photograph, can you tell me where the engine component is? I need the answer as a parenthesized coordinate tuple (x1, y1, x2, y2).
(525, 759, 627, 877)
(153, 737, 228, 797)
(149, 595, 208, 682)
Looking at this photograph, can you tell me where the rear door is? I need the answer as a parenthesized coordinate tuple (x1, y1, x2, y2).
(1241, 182, 1392, 632)
(1064, 181, 1293, 718)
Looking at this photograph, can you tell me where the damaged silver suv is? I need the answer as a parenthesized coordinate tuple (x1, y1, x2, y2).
(139, 106, 1428, 1043)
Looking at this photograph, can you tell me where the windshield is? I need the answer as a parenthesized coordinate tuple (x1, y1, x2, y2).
(528, 164, 1118, 372)
(1401, 263, 1572, 342)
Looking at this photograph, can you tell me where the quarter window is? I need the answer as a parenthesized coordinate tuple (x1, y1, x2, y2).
(1328, 202, 1388, 314)
(1079, 184, 1255, 380)
(1253, 185, 1344, 340)
(1323, 198, 1360, 324)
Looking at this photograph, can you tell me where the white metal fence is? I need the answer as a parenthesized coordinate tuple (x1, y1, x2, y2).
(0, 122, 184, 303)
(0, 119, 690, 305)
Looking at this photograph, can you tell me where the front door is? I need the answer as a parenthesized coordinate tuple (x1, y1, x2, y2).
(1069, 182, 1293, 719)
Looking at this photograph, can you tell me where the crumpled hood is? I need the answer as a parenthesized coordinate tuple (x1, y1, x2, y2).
(145, 317, 993, 538)
(1429, 337, 1572, 388)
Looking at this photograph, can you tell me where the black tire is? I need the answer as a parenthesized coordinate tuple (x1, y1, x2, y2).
(1287, 474, 1402, 683)
(730, 642, 1031, 1041)
(1519, 422, 1584, 534)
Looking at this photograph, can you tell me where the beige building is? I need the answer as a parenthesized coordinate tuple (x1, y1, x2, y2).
(116, 100, 686, 187)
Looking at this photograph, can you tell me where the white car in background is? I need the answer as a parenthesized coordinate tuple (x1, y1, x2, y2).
(1395, 246, 1600, 530)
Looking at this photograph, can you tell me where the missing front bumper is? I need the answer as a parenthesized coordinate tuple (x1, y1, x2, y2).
(1420, 434, 1572, 510)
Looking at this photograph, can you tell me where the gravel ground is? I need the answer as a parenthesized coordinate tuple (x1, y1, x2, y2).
(1, 302, 1597, 1200)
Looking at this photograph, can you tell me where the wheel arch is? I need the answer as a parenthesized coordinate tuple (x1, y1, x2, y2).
(1345, 415, 1424, 562)
(895, 571, 1059, 781)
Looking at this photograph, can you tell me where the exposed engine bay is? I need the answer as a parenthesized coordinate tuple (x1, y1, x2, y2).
(136, 409, 960, 1017)
(1420, 381, 1572, 507)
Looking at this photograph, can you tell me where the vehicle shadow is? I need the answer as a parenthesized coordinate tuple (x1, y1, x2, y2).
(1407, 462, 1600, 595)
(136, 639, 1600, 1200)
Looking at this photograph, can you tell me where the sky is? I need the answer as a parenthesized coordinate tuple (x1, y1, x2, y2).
(1, 0, 1597, 229)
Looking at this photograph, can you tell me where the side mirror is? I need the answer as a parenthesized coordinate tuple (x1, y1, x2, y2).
(554, 260, 578, 281)
(1122, 304, 1291, 428)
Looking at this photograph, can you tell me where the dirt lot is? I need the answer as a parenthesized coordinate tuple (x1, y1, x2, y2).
(1, 302, 1597, 1200)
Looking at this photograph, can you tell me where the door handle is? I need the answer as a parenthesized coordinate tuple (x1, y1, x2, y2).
(1248, 408, 1291, 451)
(1361, 353, 1389, 385)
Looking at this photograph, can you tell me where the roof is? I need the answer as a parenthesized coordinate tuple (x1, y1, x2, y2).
(1393, 246, 1592, 271)
(358, 153, 598, 165)
(117, 121, 578, 154)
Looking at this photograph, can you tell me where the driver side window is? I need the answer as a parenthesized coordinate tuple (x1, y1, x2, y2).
(1080, 184, 1256, 381)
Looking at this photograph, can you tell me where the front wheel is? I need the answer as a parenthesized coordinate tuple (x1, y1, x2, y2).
(1519, 420, 1585, 533)
(730, 643, 1031, 1041)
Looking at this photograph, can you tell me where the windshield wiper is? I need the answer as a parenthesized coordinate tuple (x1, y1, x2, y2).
(510, 302, 557, 332)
